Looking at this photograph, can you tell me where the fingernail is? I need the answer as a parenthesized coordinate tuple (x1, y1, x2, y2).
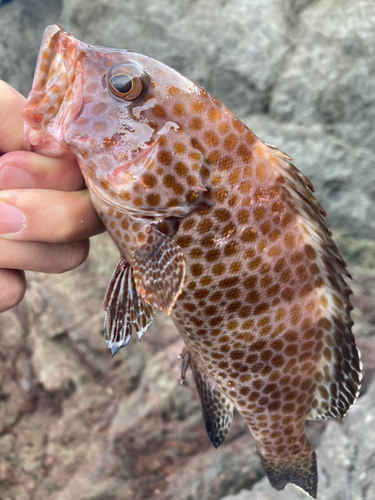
(0, 165, 35, 189)
(0, 201, 26, 235)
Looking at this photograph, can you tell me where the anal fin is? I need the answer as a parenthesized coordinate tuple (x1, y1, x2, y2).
(132, 225, 185, 315)
(189, 355, 233, 448)
(259, 449, 318, 499)
(103, 258, 157, 355)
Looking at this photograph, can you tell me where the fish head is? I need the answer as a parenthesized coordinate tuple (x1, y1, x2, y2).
(23, 25, 213, 216)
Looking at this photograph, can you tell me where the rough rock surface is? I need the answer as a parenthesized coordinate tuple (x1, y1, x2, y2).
(0, 0, 374, 499)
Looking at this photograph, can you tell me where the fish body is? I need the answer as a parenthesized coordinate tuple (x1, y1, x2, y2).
(23, 25, 362, 498)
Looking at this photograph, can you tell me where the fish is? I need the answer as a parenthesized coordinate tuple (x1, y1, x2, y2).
(22, 25, 362, 498)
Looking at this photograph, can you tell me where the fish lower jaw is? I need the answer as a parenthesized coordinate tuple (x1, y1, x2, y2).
(23, 125, 71, 157)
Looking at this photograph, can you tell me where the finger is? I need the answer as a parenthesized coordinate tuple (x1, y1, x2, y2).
(0, 238, 90, 274)
(0, 151, 85, 191)
(0, 81, 26, 153)
(0, 269, 26, 313)
(0, 188, 105, 242)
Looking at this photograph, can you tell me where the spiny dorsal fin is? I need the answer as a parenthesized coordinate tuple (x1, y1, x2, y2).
(132, 225, 185, 315)
(189, 355, 234, 448)
(266, 145, 362, 419)
(103, 259, 157, 355)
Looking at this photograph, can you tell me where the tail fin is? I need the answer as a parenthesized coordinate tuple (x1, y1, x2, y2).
(259, 450, 318, 498)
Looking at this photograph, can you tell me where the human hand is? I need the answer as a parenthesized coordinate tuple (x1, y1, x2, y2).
(0, 81, 105, 312)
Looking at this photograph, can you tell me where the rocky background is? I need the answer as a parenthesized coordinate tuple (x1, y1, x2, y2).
(0, 0, 374, 499)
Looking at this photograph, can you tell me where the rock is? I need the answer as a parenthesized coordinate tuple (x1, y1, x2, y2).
(345, 378, 375, 500)
(356, 338, 375, 394)
(30, 329, 89, 396)
(0, 0, 63, 97)
(163, 435, 264, 500)
(271, 0, 375, 154)
(333, 233, 375, 273)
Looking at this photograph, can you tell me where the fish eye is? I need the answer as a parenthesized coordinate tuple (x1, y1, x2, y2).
(107, 63, 146, 101)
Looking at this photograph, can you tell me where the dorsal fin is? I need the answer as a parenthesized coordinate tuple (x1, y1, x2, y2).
(189, 354, 234, 448)
(266, 145, 362, 419)
(103, 259, 157, 355)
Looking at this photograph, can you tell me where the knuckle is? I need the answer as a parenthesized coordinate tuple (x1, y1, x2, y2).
(54, 194, 91, 242)
(0, 269, 26, 312)
(55, 203, 78, 242)
(55, 239, 90, 273)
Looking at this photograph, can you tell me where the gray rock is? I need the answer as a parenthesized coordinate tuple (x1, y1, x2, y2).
(271, 0, 375, 151)
(0, 0, 63, 97)
(344, 376, 375, 499)
(163, 434, 264, 500)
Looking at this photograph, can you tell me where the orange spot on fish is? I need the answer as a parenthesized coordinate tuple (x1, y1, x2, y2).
(256, 163, 267, 181)
(103, 137, 116, 148)
(152, 104, 166, 118)
(269, 155, 277, 164)
(320, 296, 328, 308)
(173, 103, 184, 116)
(50, 85, 61, 94)
(232, 118, 244, 132)
(218, 121, 229, 134)
(191, 100, 205, 113)
(189, 117, 203, 130)
(208, 108, 221, 121)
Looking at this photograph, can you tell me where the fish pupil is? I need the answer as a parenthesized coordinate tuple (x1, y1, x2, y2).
(111, 74, 133, 94)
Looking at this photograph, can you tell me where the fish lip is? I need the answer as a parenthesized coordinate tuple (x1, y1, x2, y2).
(22, 25, 85, 155)
(31, 25, 84, 92)
(22, 25, 81, 131)
(32, 24, 63, 92)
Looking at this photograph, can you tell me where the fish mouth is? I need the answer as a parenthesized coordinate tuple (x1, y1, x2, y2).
(22, 25, 85, 155)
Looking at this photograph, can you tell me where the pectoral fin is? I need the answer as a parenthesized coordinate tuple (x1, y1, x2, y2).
(190, 355, 234, 448)
(103, 258, 157, 355)
(132, 225, 185, 315)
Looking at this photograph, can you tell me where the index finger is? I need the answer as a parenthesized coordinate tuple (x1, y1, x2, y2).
(0, 81, 26, 153)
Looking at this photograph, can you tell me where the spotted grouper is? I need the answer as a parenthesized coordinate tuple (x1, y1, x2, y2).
(22, 25, 362, 498)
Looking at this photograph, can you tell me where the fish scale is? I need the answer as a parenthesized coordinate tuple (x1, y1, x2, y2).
(22, 25, 362, 498)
